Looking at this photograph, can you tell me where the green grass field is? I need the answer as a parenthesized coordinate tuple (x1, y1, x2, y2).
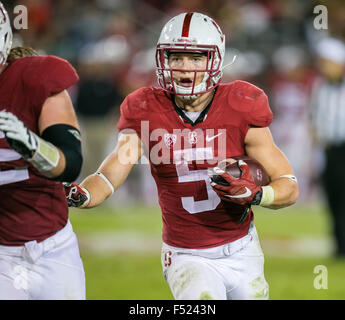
(69, 203, 345, 300)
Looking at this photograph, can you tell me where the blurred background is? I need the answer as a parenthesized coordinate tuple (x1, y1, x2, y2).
(4, 0, 345, 299)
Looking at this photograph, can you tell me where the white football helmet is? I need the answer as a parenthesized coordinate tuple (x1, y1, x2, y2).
(0, 2, 12, 66)
(156, 12, 225, 99)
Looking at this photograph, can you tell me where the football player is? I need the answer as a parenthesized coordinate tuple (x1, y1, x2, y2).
(0, 2, 85, 299)
(66, 12, 299, 300)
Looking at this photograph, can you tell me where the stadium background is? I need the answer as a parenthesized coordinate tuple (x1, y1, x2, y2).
(4, 0, 345, 299)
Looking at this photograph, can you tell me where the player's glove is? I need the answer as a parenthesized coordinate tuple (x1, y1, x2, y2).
(209, 160, 263, 206)
(0, 110, 60, 172)
(63, 182, 90, 208)
(0, 110, 38, 158)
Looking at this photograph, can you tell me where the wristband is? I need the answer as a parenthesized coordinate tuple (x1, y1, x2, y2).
(259, 185, 275, 207)
(28, 133, 60, 172)
(95, 171, 114, 194)
(279, 174, 298, 183)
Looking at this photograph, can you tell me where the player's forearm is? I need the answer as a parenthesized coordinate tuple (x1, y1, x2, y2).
(79, 174, 112, 208)
(20, 132, 66, 179)
(80, 163, 135, 208)
(76, 133, 141, 208)
(41, 148, 66, 178)
(0, 109, 83, 182)
(34, 125, 83, 182)
(261, 177, 299, 209)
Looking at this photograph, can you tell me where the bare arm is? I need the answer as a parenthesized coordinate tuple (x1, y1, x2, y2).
(80, 133, 143, 208)
(245, 127, 299, 209)
(38, 90, 80, 178)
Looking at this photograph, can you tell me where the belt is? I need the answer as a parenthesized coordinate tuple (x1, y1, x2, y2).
(0, 220, 73, 263)
(163, 222, 255, 259)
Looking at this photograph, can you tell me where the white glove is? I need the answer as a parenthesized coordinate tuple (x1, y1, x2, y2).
(0, 110, 60, 172)
(0, 110, 37, 159)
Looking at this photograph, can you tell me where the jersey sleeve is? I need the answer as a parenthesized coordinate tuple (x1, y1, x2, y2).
(117, 88, 150, 137)
(22, 56, 79, 115)
(117, 97, 141, 136)
(228, 80, 273, 128)
(246, 88, 273, 127)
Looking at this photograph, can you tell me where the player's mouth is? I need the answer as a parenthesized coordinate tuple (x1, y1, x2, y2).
(178, 78, 194, 87)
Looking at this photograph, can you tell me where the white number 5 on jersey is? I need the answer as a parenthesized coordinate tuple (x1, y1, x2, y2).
(174, 147, 220, 214)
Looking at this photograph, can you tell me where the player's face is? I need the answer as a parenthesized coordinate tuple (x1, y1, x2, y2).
(168, 52, 207, 88)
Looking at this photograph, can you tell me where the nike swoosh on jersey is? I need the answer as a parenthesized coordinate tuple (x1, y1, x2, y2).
(205, 132, 223, 142)
(224, 187, 252, 198)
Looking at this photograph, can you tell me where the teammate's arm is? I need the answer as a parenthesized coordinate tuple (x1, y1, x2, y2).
(38, 90, 81, 179)
(0, 90, 82, 181)
(77, 133, 143, 208)
(244, 126, 299, 209)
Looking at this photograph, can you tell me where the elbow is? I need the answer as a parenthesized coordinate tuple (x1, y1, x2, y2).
(282, 184, 300, 208)
(268, 184, 299, 210)
(54, 151, 83, 183)
(290, 184, 299, 205)
(41, 124, 83, 183)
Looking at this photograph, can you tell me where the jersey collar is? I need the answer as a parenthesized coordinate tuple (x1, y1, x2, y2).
(171, 88, 217, 126)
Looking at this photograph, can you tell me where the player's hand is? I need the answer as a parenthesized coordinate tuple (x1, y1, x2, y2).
(63, 182, 90, 208)
(210, 160, 262, 206)
(0, 110, 38, 159)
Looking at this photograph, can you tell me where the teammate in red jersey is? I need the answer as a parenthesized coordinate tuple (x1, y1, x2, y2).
(66, 12, 299, 300)
(0, 2, 85, 299)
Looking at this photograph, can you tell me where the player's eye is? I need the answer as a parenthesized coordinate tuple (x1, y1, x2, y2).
(170, 57, 181, 62)
(192, 56, 204, 63)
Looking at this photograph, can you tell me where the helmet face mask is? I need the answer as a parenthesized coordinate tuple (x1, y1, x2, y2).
(0, 2, 13, 67)
(155, 13, 225, 99)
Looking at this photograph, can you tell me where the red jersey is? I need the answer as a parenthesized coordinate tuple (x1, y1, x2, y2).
(117, 81, 273, 249)
(0, 56, 79, 245)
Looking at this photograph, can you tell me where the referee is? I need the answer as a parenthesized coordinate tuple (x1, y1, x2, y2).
(310, 37, 345, 259)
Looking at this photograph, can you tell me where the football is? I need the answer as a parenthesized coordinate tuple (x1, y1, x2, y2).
(210, 156, 270, 186)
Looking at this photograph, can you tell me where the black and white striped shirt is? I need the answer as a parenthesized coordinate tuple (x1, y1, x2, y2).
(310, 77, 345, 146)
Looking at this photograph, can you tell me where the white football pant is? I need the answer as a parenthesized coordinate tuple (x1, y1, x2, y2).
(161, 222, 269, 300)
(0, 220, 85, 300)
